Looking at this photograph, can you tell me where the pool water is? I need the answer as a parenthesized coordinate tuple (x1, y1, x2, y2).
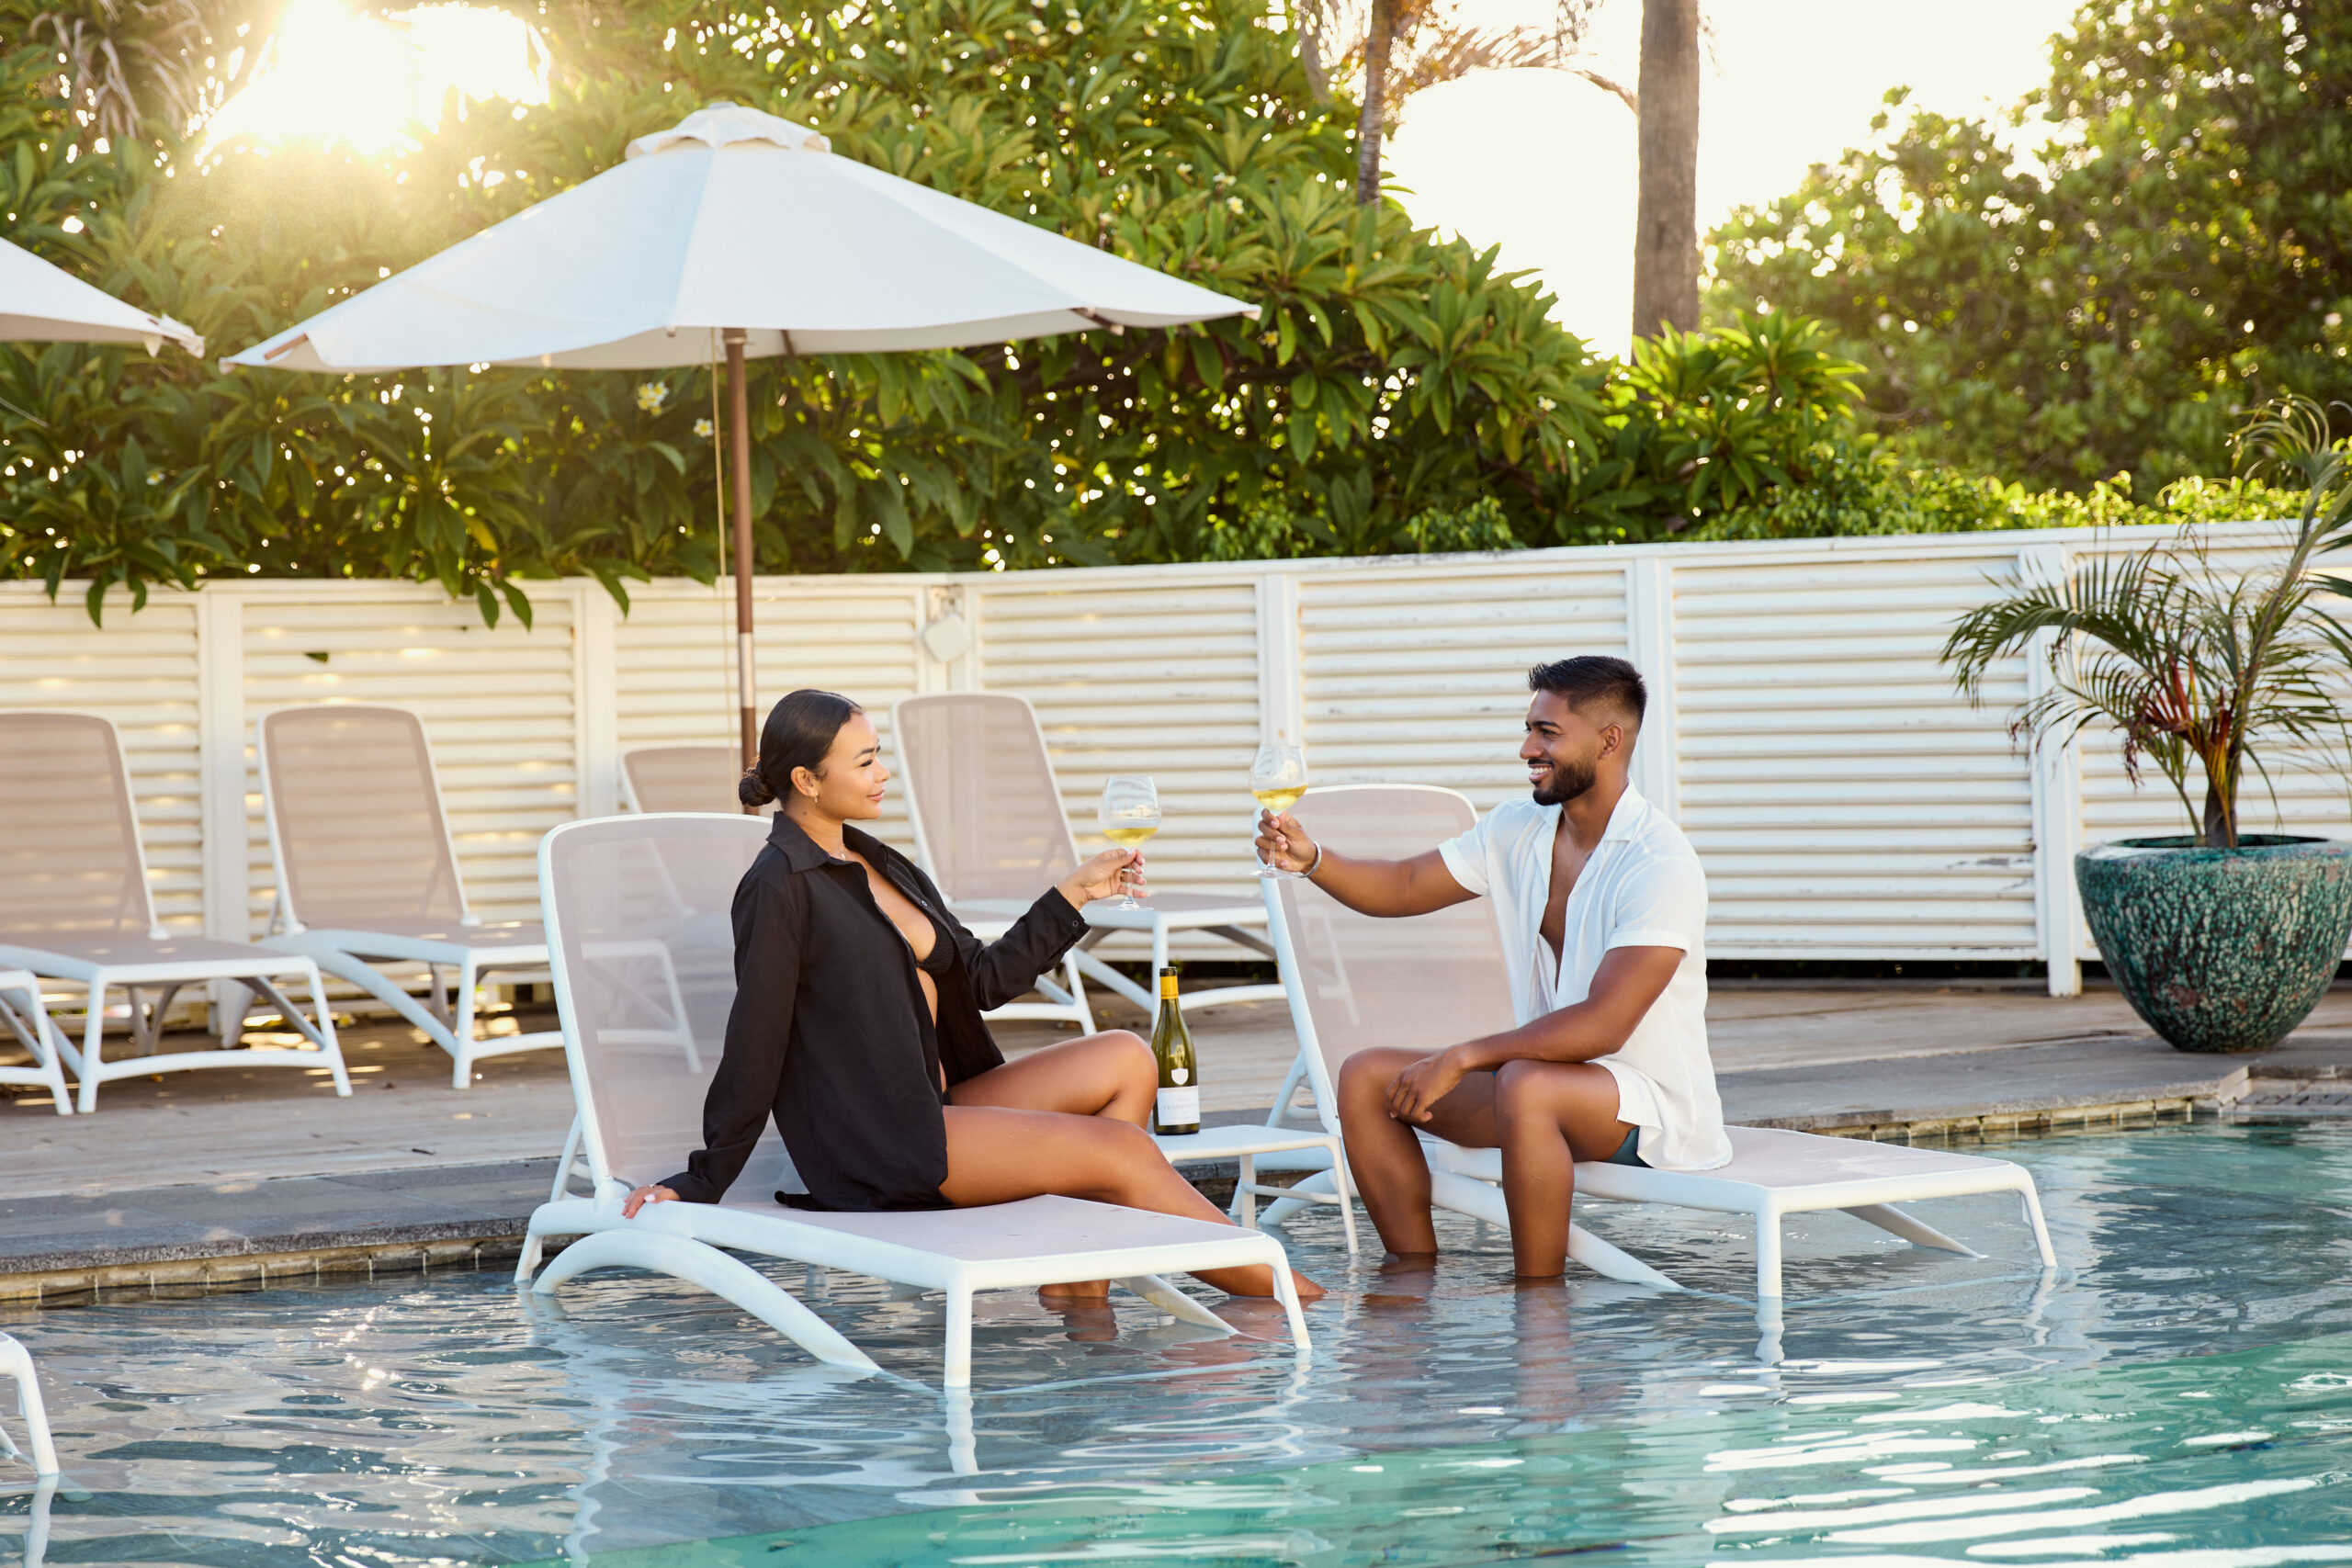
(6, 1120, 2352, 1566)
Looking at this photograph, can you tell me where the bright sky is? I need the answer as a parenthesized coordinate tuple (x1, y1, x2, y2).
(1387, 0, 2082, 355)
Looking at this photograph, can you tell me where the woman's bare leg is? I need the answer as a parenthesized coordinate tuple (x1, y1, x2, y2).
(1491, 1060, 1634, 1280)
(949, 1031, 1155, 1126)
(951, 1032, 1157, 1300)
(939, 1105, 1323, 1302)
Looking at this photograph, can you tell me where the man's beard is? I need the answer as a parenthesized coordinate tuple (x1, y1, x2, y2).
(1531, 753, 1598, 807)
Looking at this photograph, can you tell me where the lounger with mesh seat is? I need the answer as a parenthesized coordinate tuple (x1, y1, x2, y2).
(1253, 785, 2058, 1302)
(620, 744, 773, 816)
(0, 712, 349, 1112)
(255, 705, 560, 1088)
(514, 812, 1312, 1389)
(0, 969, 73, 1115)
(892, 692, 1287, 1027)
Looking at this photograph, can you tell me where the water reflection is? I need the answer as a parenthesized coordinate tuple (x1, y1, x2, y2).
(3, 1122, 2350, 1565)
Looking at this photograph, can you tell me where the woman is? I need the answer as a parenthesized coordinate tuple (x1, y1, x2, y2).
(624, 689, 1321, 1305)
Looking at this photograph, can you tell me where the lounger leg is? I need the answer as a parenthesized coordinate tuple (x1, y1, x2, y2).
(0, 987, 71, 1116)
(1839, 1203, 1981, 1258)
(0, 1333, 59, 1477)
(534, 1230, 880, 1375)
(550, 1113, 585, 1203)
(943, 1288, 974, 1390)
(1266, 1251, 1313, 1359)
(2017, 1178, 2058, 1269)
(514, 1220, 547, 1283)
(305, 950, 466, 1064)
(1259, 1168, 1335, 1228)
(1330, 1148, 1361, 1257)
(1756, 1209, 1784, 1302)
(74, 984, 106, 1115)
(1238, 1155, 1258, 1230)
(247, 973, 350, 1095)
(1117, 1276, 1238, 1335)
(451, 955, 481, 1088)
(1062, 952, 1093, 1034)
(1268, 1048, 1309, 1128)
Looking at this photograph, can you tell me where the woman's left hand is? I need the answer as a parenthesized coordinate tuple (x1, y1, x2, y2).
(1058, 846, 1143, 907)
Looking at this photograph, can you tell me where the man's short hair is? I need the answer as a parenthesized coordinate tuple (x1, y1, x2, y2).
(1528, 655, 1646, 727)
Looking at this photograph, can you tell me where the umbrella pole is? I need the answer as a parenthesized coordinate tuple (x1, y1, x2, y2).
(725, 328, 757, 793)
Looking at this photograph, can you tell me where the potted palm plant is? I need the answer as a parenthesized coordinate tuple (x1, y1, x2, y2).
(1942, 399, 2352, 1053)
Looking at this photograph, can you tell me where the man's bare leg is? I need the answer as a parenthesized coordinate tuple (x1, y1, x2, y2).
(1492, 1060, 1634, 1280)
(1336, 1047, 1498, 1259)
(938, 1105, 1324, 1303)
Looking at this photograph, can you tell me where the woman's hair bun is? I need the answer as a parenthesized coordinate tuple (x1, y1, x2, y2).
(738, 767, 777, 808)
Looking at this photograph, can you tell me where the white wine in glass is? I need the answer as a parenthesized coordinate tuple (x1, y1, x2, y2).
(1250, 741, 1307, 877)
(1098, 775, 1161, 910)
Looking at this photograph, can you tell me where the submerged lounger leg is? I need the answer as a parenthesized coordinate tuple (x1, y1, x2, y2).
(1839, 1202, 1981, 1258)
(2017, 1178, 2058, 1269)
(0, 1333, 58, 1477)
(1755, 1208, 1784, 1302)
(532, 1230, 880, 1375)
(944, 1288, 974, 1390)
(1115, 1276, 1238, 1335)
(1257, 1168, 1332, 1228)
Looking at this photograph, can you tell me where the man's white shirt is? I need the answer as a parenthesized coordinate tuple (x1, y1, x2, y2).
(1436, 785, 1733, 1171)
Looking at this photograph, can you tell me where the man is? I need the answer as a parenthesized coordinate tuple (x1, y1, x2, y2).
(1253, 655, 1731, 1280)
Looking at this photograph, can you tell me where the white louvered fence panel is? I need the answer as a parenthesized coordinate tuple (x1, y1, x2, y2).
(1296, 559, 1631, 815)
(609, 580, 926, 852)
(242, 591, 579, 929)
(1674, 547, 2041, 958)
(0, 586, 206, 935)
(973, 573, 1264, 898)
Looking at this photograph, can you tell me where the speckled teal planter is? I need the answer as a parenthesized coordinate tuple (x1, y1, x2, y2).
(2076, 836, 2352, 1053)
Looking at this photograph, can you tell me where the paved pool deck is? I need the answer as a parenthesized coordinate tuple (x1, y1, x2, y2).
(7, 980, 2350, 1299)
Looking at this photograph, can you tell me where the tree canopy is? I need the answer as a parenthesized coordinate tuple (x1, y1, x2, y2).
(0, 0, 2301, 622)
(1711, 0, 2352, 494)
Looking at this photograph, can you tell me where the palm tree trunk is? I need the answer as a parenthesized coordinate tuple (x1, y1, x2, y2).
(1631, 0, 1701, 337)
(1354, 0, 1395, 205)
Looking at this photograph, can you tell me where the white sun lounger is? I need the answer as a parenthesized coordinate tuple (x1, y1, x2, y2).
(256, 705, 561, 1088)
(0, 1332, 57, 1478)
(619, 744, 772, 816)
(0, 712, 349, 1113)
(1255, 785, 2058, 1301)
(891, 692, 1286, 1028)
(514, 812, 1311, 1389)
(0, 969, 73, 1115)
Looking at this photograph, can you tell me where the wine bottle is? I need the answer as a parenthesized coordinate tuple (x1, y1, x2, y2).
(1148, 965, 1200, 1135)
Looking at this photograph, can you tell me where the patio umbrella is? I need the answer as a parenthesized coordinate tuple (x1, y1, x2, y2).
(1, 236, 203, 355)
(224, 102, 1255, 768)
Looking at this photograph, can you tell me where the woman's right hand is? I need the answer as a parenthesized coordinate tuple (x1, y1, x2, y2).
(622, 1183, 679, 1218)
(1254, 809, 1317, 875)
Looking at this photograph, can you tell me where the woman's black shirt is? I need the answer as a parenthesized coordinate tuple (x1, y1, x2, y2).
(657, 811, 1090, 1212)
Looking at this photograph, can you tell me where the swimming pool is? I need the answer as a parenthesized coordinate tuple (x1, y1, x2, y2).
(6, 1120, 2351, 1565)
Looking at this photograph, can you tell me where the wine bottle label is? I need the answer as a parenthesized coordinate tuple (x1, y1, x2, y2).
(1155, 1086, 1200, 1128)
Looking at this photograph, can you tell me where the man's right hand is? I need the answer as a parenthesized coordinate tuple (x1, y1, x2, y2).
(1255, 809, 1318, 875)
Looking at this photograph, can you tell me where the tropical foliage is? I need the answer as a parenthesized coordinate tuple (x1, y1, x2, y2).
(1712, 0, 2352, 495)
(0, 0, 2308, 624)
(1940, 399, 2352, 849)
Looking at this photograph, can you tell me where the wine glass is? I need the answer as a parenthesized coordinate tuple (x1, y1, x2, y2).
(1249, 741, 1307, 878)
(1098, 775, 1160, 910)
